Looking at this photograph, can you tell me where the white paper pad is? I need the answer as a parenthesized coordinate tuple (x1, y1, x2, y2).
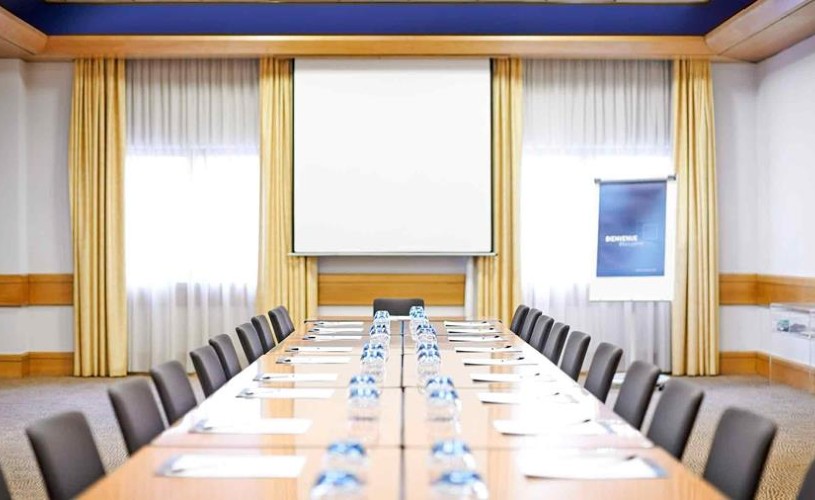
(478, 392, 579, 405)
(454, 346, 522, 353)
(493, 419, 609, 436)
(254, 373, 338, 382)
(286, 346, 353, 353)
(277, 356, 350, 365)
(446, 328, 499, 334)
(159, 454, 306, 478)
(521, 455, 663, 480)
(238, 388, 335, 399)
(448, 336, 504, 343)
(470, 373, 553, 383)
(312, 321, 364, 327)
(308, 327, 364, 333)
(444, 321, 493, 327)
(303, 335, 362, 341)
(193, 418, 312, 435)
(463, 358, 538, 366)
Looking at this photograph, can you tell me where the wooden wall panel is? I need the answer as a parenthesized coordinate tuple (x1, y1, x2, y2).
(0, 354, 29, 378)
(28, 274, 73, 305)
(719, 273, 815, 306)
(0, 275, 30, 307)
(719, 274, 758, 305)
(28, 352, 73, 376)
(719, 351, 758, 375)
(0, 7, 48, 55)
(318, 273, 465, 306)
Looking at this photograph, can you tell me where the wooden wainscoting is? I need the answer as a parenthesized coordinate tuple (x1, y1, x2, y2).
(719, 351, 759, 375)
(318, 273, 465, 306)
(0, 352, 73, 378)
(720, 351, 813, 392)
(719, 273, 815, 306)
(0, 274, 73, 307)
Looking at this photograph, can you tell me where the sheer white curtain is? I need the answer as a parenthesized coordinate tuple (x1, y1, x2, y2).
(126, 59, 260, 371)
(521, 60, 673, 370)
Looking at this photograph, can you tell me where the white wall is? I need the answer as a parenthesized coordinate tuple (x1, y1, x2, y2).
(714, 34, 815, 360)
(0, 60, 74, 354)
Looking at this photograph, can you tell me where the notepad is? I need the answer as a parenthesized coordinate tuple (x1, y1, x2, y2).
(286, 346, 353, 353)
(276, 356, 350, 365)
(470, 372, 553, 383)
(308, 327, 364, 333)
(237, 388, 335, 399)
(193, 418, 312, 435)
(521, 454, 665, 480)
(158, 454, 306, 478)
(302, 335, 362, 341)
(446, 328, 499, 334)
(454, 346, 522, 353)
(448, 336, 504, 343)
(478, 391, 579, 405)
(444, 321, 494, 327)
(254, 373, 338, 383)
(463, 357, 538, 366)
(493, 418, 607, 436)
(312, 321, 364, 327)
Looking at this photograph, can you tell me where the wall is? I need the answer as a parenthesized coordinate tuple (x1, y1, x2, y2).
(0, 60, 74, 355)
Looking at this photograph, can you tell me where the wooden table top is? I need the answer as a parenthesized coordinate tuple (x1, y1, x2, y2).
(80, 318, 723, 499)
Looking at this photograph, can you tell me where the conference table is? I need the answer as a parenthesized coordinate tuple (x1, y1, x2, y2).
(80, 319, 723, 499)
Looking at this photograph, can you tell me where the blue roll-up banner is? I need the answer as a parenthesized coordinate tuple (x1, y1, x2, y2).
(596, 181, 667, 278)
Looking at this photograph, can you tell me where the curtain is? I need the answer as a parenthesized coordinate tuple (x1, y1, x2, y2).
(256, 58, 318, 330)
(475, 58, 523, 326)
(125, 59, 260, 371)
(521, 60, 673, 370)
(671, 60, 719, 376)
(69, 59, 128, 377)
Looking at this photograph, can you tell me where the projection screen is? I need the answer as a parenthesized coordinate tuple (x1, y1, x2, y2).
(293, 59, 493, 255)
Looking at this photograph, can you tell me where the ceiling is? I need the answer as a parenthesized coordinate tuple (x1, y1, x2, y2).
(0, 0, 757, 36)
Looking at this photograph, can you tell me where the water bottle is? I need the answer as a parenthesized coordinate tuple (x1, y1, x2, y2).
(431, 470, 488, 500)
(347, 384, 381, 421)
(311, 470, 365, 500)
(425, 387, 460, 421)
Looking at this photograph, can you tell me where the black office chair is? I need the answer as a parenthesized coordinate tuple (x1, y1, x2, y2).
(268, 308, 294, 343)
(236, 322, 264, 363)
(541, 322, 570, 362)
(509, 305, 530, 334)
(372, 298, 425, 317)
(798, 457, 815, 500)
(26, 411, 105, 500)
(613, 360, 660, 430)
(583, 342, 623, 403)
(251, 315, 276, 352)
(704, 408, 777, 500)
(646, 378, 704, 460)
(108, 378, 167, 455)
(559, 331, 591, 381)
(209, 334, 242, 379)
(0, 462, 11, 500)
(278, 305, 296, 333)
(189, 345, 228, 398)
(518, 308, 542, 343)
(527, 315, 554, 352)
(149, 360, 198, 425)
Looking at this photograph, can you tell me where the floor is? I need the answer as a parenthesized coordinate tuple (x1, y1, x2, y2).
(0, 375, 813, 499)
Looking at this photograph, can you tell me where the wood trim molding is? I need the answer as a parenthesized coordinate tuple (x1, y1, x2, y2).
(705, 0, 815, 61)
(719, 351, 758, 374)
(318, 273, 465, 307)
(0, 274, 73, 307)
(0, 7, 48, 55)
(720, 351, 813, 392)
(36, 35, 716, 60)
(720, 273, 815, 306)
(0, 352, 73, 378)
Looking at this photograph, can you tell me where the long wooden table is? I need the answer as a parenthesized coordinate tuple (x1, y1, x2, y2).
(80, 319, 723, 499)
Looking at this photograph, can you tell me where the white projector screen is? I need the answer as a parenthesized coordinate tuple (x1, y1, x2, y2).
(293, 59, 493, 255)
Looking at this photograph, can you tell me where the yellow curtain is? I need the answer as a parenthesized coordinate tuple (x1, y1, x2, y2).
(671, 59, 720, 376)
(256, 58, 318, 330)
(69, 59, 127, 377)
(475, 58, 523, 326)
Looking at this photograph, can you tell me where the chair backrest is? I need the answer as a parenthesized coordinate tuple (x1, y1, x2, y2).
(527, 316, 554, 352)
(26, 411, 105, 500)
(149, 360, 197, 425)
(208, 334, 242, 379)
(559, 331, 591, 381)
(646, 378, 704, 460)
(372, 298, 425, 316)
(108, 378, 167, 455)
(509, 305, 530, 334)
(0, 462, 11, 500)
(704, 408, 777, 500)
(236, 322, 264, 363)
(798, 457, 815, 500)
(278, 305, 296, 333)
(541, 322, 570, 361)
(518, 308, 542, 342)
(583, 342, 623, 403)
(189, 345, 228, 398)
(268, 308, 293, 343)
(251, 315, 276, 352)
(613, 360, 660, 429)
